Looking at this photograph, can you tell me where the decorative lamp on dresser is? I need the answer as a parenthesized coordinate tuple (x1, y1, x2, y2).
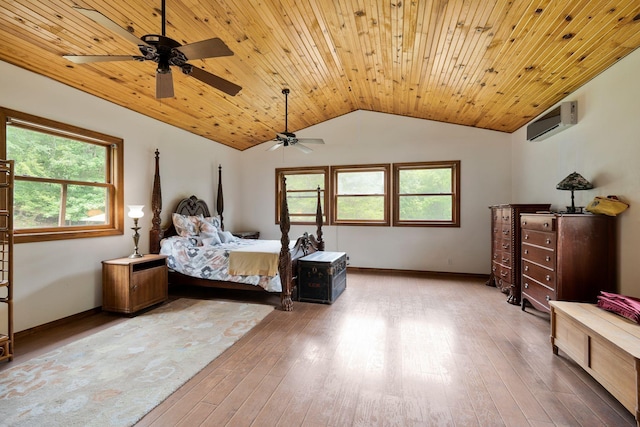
(520, 213, 616, 313)
(488, 204, 550, 304)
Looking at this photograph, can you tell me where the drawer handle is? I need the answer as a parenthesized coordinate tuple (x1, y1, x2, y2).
(502, 244, 509, 249)
(546, 295, 551, 302)
(502, 257, 509, 263)
(543, 222, 549, 228)
(502, 230, 508, 235)
(545, 275, 551, 281)
(524, 234, 529, 240)
(524, 249, 528, 254)
(501, 271, 508, 277)
(524, 266, 529, 271)
(493, 254, 498, 259)
(546, 239, 551, 244)
(545, 256, 551, 262)
(492, 266, 496, 272)
(524, 282, 529, 289)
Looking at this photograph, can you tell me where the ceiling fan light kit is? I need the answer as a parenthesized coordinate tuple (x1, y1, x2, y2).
(267, 89, 325, 153)
(63, 1, 242, 99)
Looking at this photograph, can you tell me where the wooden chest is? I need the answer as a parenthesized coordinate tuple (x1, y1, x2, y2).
(297, 251, 347, 304)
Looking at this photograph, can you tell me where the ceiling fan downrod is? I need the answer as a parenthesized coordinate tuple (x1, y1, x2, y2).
(282, 88, 290, 133)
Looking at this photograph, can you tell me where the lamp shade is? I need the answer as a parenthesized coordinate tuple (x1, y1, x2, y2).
(556, 172, 593, 191)
(127, 205, 145, 219)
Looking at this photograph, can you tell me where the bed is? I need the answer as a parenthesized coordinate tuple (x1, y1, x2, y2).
(148, 150, 324, 311)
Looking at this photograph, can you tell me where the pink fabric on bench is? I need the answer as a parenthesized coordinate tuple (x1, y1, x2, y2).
(597, 291, 640, 324)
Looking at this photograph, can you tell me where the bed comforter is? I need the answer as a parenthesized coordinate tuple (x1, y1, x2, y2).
(160, 236, 285, 292)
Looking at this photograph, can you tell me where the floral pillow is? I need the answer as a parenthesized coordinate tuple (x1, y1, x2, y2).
(172, 213, 201, 237)
(199, 220, 222, 245)
(218, 230, 238, 243)
(201, 215, 222, 229)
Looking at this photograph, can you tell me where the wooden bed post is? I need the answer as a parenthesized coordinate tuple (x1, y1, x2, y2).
(150, 149, 162, 254)
(315, 186, 324, 251)
(217, 164, 224, 230)
(279, 175, 293, 311)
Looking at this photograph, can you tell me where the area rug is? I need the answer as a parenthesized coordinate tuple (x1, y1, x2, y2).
(0, 298, 274, 426)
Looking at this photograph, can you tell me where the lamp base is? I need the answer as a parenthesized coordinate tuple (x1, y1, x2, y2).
(128, 252, 143, 258)
(565, 206, 584, 214)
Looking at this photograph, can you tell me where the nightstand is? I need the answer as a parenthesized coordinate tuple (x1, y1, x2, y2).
(102, 254, 168, 314)
(232, 231, 260, 239)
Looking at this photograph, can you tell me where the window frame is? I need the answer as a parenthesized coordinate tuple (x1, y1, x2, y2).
(392, 160, 460, 227)
(331, 163, 391, 226)
(275, 166, 329, 225)
(0, 107, 124, 243)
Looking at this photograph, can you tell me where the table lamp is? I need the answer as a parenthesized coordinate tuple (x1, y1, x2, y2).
(556, 172, 593, 213)
(128, 205, 144, 258)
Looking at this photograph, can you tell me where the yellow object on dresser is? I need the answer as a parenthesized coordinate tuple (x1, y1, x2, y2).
(550, 301, 640, 426)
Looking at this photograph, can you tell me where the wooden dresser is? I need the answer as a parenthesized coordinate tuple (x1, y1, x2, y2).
(520, 213, 616, 313)
(488, 204, 550, 304)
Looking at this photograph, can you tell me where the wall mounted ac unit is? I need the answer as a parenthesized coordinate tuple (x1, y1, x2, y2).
(526, 101, 577, 141)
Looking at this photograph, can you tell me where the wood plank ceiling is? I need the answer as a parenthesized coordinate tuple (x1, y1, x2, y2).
(0, 1, 639, 151)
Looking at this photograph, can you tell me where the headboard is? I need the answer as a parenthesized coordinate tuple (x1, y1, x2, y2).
(149, 150, 225, 253)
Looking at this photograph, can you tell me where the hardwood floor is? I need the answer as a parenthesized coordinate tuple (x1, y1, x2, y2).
(3, 271, 635, 426)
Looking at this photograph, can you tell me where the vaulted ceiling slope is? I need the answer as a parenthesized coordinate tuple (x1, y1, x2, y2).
(1, 1, 639, 151)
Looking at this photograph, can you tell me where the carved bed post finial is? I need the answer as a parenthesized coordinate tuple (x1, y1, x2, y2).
(217, 164, 224, 230)
(315, 186, 324, 251)
(279, 175, 293, 311)
(150, 149, 162, 254)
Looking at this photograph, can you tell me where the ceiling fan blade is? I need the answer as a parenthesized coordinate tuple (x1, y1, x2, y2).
(293, 143, 313, 154)
(176, 38, 234, 60)
(267, 142, 284, 152)
(72, 7, 148, 47)
(187, 66, 242, 96)
(156, 71, 174, 98)
(297, 138, 325, 144)
(63, 55, 142, 64)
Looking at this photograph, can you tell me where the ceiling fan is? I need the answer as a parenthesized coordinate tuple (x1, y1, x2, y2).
(63, 0, 241, 99)
(267, 89, 325, 154)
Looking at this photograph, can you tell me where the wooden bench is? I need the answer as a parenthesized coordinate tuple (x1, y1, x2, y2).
(550, 301, 640, 426)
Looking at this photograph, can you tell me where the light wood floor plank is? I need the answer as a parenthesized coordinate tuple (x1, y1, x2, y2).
(3, 271, 636, 426)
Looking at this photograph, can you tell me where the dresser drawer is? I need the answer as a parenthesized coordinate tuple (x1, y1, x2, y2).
(522, 229, 556, 249)
(498, 208, 512, 223)
(522, 260, 556, 289)
(522, 277, 554, 311)
(498, 250, 512, 268)
(522, 244, 555, 269)
(521, 215, 555, 232)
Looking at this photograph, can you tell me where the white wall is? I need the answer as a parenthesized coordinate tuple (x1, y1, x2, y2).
(0, 61, 242, 332)
(511, 47, 640, 296)
(238, 110, 512, 273)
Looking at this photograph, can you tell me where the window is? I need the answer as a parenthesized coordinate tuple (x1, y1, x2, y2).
(393, 161, 460, 227)
(1, 108, 124, 243)
(275, 167, 329, 225)
(332, 164, 390, 226)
